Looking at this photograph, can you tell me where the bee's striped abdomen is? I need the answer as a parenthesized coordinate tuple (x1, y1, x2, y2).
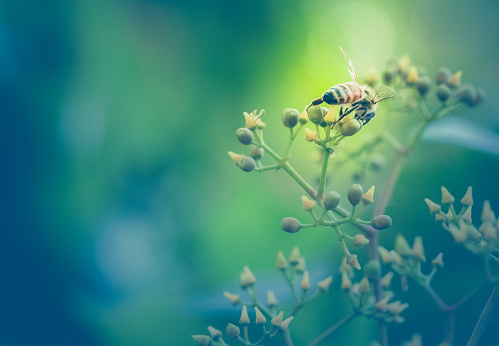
(322, 82, 362, 105)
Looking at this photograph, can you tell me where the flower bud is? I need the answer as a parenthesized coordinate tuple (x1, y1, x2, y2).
(363, 259, 381, 279)
(324, 191, 341, 210)
(398, 55, 410, 71)
(416, 76, 431, 96)
(250, 146, 264, 160)
(435, 214, 446, 223)
(387, 301, 409, 315)
(380, 272, 394, 288)
(191, 335, 211, 345)
(244, 112, 258, 130)
(378, 246, 393, 264)
(207, 326, 222, 340)
(390, 250, 403, 266)
(383, 67, 396, 84)
(371, 215, 392, 230)
(289, 246, 301, 265)
(436, 84, 452, 102)
(239, 305, 250, 325)
(281, 316, 294, 331)
(223, 291, 240, 305)
(302, 195, 316, 211)
(471, 88, 486, 107)
(375, 294, 392, 312)
(271, 311, 284, 327)
(480, 222, 497, 240)
(481, 200, 496, 222)
(228, 151, 243, 165)
(267, 290, 278, 306)
(461, 186, 473, 206)
(461, 206, 472, 223)
(276, 251, 289, 270)
(299, 109, 309, 124)
(254, 307, 266, 324)
(341, 118, 362, 136)
(341, 271, 352, 290)
(431, 252, 444, 268)
(238, 156, 256, 172)
(318, 276, 333, 292)
(240, 266, 256, 287)
(449, 70, 462, 87)
(412, 236, 426, 262)
(300, 271, 310, 291)
(281, 217, 301, 233)
(226, 323, 240, 339)
(324, 107, 336, 123)
(441, 186, 455, 205)
(359, 277, 371, 293)
(406, 66, 419, 84)
(424, 198, 441, 214)
(236, 127, 254, 145)
(348, 184, 364, 206)
(305, 128, 317, 142)
(362, 186, 375, 204)
(436, 67, 452, 85)
(456, 84, 477, 106)
(307, 105, 324, 124)
(282, 108, 300, 128)
(347, 254, 361, 270)
(295, 257, 306, 273)
(395, 234, 412, 256)
(354, 234, 370, 247)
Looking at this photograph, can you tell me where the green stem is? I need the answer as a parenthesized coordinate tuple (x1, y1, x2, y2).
(467, 285, 499, 346)
(307, 311, 358, 346)
(281, 161, 317, 198)
(317, 149, 330, 201)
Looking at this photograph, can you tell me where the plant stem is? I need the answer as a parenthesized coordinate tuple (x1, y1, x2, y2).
(317, 149, 330, 201)
(307, 311, 358, 346)
(467, 285, 499, 346)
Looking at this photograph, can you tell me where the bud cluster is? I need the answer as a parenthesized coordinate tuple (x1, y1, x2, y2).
(339, 257, 409, 324)
(378, 234, 444, 287)
(425, 186, 499, 255)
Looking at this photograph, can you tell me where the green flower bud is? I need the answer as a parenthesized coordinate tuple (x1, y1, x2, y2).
(395, 234, 413, 256)
(191, 335, 211, 346)
(359, 277, 371, 293)
(471, 88, 486, 107)
(431, 253, 444, 268)
(436, 67, 452, 85)
(416, 76, 431, 96)
(348, 184, 364, 206)
(239, 305, 250, 325)
(289, 246, 301, 265)
(436, 84, 452, 102)
(341, 118, 362, 136)
(238, 156, 256, 172)
(276, 251, 289, 270)
(371, 215, 392, 230)
(281, 316, 294, 331)
(318, 276, 333, 292)
(282, 108, 300, 128)
(424, 198, 441, 214)
(307, 105, 324, 124)
(271, 311, 284, 327)
(456, 84, 477, 106)
(254, 307, 266, 324)
(363, 259, 381, 279)
(281, 217, 301, 233)
(250, 146, 264, 160)
(324, 191, 341, 210)
(207, 326, 222, 340)
(226, 323, 240, 339)
(461, 186, 473, 206)
(236, 127, 253, 145)
(383, 67, 396, 84)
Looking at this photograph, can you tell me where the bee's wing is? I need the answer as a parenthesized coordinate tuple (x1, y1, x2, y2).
(372, 85, 396, 103)
(340, 47, 359, 84)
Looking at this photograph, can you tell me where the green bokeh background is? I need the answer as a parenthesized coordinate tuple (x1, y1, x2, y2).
(2, 0, 499, 345)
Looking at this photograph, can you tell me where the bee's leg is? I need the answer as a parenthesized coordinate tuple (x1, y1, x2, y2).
(338, 105, 359, 122)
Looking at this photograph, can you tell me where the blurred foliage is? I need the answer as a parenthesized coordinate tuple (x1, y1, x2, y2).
(1, 0, 499, 345)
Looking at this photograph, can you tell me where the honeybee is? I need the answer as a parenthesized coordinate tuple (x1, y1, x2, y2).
(310, 47, 395, 125)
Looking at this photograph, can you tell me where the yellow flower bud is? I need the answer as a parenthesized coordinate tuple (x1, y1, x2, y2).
(281, 316, 294, 331)
(441, 186, 455, 205)
(318, 276, 333, 292)
(288, 246, 300, 265)
(239, 306, 250, 325)
(353, 234, 370, 247)
(341, 271, 352, 290)
(324, 106, 336, 123)
(300, 271, 310, 291)
(223, 291, 240, 305)
(271, 311, 284, 327)
(228, 151, 243, 165)
(301, 195, 316, 211)
(254, 307, 266, 324)
(362, 186, 375, 204)
(267, 290, 278, 306)
(305, 128, 317, 142)
(406, 66, 419, 83)
(276, 251, 289, 269)
(461, 186, 473, 206)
